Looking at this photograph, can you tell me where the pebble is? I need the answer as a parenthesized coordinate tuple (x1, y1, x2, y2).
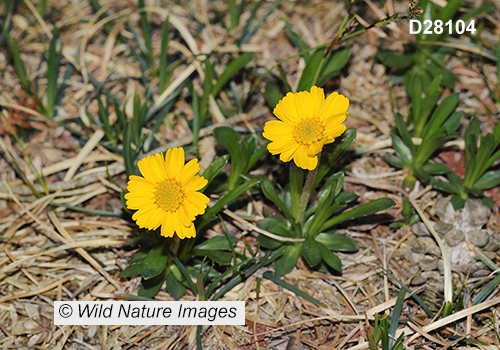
(444, 229, 464, 247)
(419, 255, 438, 271)
(464, 199, 490, 227)
(466, 230, 489, 248)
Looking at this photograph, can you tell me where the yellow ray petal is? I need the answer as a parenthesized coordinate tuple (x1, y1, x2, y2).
(177, 159, 200, 184)
(165, 147, 185, 178)
(161, 212, 175, 238)
(183, 175, 207, 193)
(138, 156, 162, 184)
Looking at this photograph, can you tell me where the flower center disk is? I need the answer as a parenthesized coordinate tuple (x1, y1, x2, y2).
(293, 117, 324, 145)
(154, 179, 184, 212)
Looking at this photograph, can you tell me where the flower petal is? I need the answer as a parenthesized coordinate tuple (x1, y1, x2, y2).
(160, 212, 175, 238)
(177, 159, 201, 184)
(185, 192, 209, 214)
(267, 139, 297, 155)
(307, 142, 323, 157)
(183, 175, 208, 193)
(321, 93, 349, 121)
(138, 156, 162, 184)
(263, 120, 293, 142)
(279, 143, 299, 162)
(309, 86, 325, 118)
(324, 123, 347, 140)
(165, 147, 185, 178)
(293, 146, 318, 170)
(152, 153, 168, 180)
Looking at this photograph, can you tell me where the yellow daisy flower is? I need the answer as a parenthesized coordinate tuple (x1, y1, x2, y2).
(124, 148, 210, 239)
(263, 86, 349, 170)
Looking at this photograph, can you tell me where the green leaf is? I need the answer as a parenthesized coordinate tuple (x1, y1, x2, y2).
(138, 273, 165, 299)
(201, 155, 229, 191)
(432, 180, 460, 194)
(257, 217, 292, 249)
(260, 176, 293, 220)
(315, 232, 359, 252)
(214, 126, 241, 156)
(302, 235, 321, 267)
(192, 249, 233, 265)
(284, 20, 309, 61)
(442, 111, 463, 135)
(318, 45, 352, 85)
(159, 16, 170, 92)
(239, 0, 280, 45)
(422, 162, 451, 175)
(297, 48, 324, 92)
(391, 133, 412, 165)
(170, 253, 197, 295)
(318, 243, 342, 271)
(314, 128, 356, 188)
(247, 141, 269, 171)
(423, 92, 459, 137)
(119, 260, 143, 278)
(201, 60, 214, 120)
(123, 123, 136, 177)
(475, 170, 500, 190)
(320, 198, 395, 232)
(334, 191, 358, 205)
(257, 234, 282, 249)
(383, 155, 405, 169)
(402, 196, 412, 218)
(450, 195, 466, 210)
(264, 82, 282, 109)
(141, 240, 170, 280)
(274, 244, 300, 276)
(263, 272, 323, 306)
(212, 52, 256, 96)
(414, 76, 442, 137)
(166, 273, 186, 300)
(394, 113, 415, 154)
(378, 51, 415, 70)
(440, 0, 462, 22)
(193, 234, 237, 251)
(389, 289, 406, 349)
(197, 178, 260, 231)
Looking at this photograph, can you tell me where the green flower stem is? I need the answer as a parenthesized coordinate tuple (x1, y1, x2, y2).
(168, 235, 182, 264)
(295, 155, 320, 227)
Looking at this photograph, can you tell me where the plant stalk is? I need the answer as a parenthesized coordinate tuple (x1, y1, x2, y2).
(296, 155, 320, 227)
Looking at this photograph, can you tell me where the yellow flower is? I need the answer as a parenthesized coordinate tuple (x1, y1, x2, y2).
(125, 148, 210, 239)
(263, 86, 348, 170)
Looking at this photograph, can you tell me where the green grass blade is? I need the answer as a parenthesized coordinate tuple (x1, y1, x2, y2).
(389, 288, 406, 349)
(212, 52, 256, 96)
(240, 0, 281, 45)
(263, 272, 323, 306)
(320, 198, 395, 232)
(170, 253, 198, 296)
(381, 266, 435, 318)
(159, 16, 170, 92)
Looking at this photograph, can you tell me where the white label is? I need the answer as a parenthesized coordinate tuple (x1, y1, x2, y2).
(54, 301, 245, 325)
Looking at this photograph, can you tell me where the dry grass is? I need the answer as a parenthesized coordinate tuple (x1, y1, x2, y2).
(1, 0, 500, 349)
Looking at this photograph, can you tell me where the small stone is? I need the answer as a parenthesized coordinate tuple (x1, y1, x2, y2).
(486, 233, 500, 252)
(466, 230, 489, 248)
(464, 199, 490, 227)
(413, 239, 429, 254)
(411, 222, 430, 237)
(422, 271, 441, 281)
(483, 251, 497, 260)
(411, 275, 426, 286)
(445, 229, 464, 247)
(419, 255, 438, 271)
(434, 222, 453, 234)
(434, 198, 455, 223)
